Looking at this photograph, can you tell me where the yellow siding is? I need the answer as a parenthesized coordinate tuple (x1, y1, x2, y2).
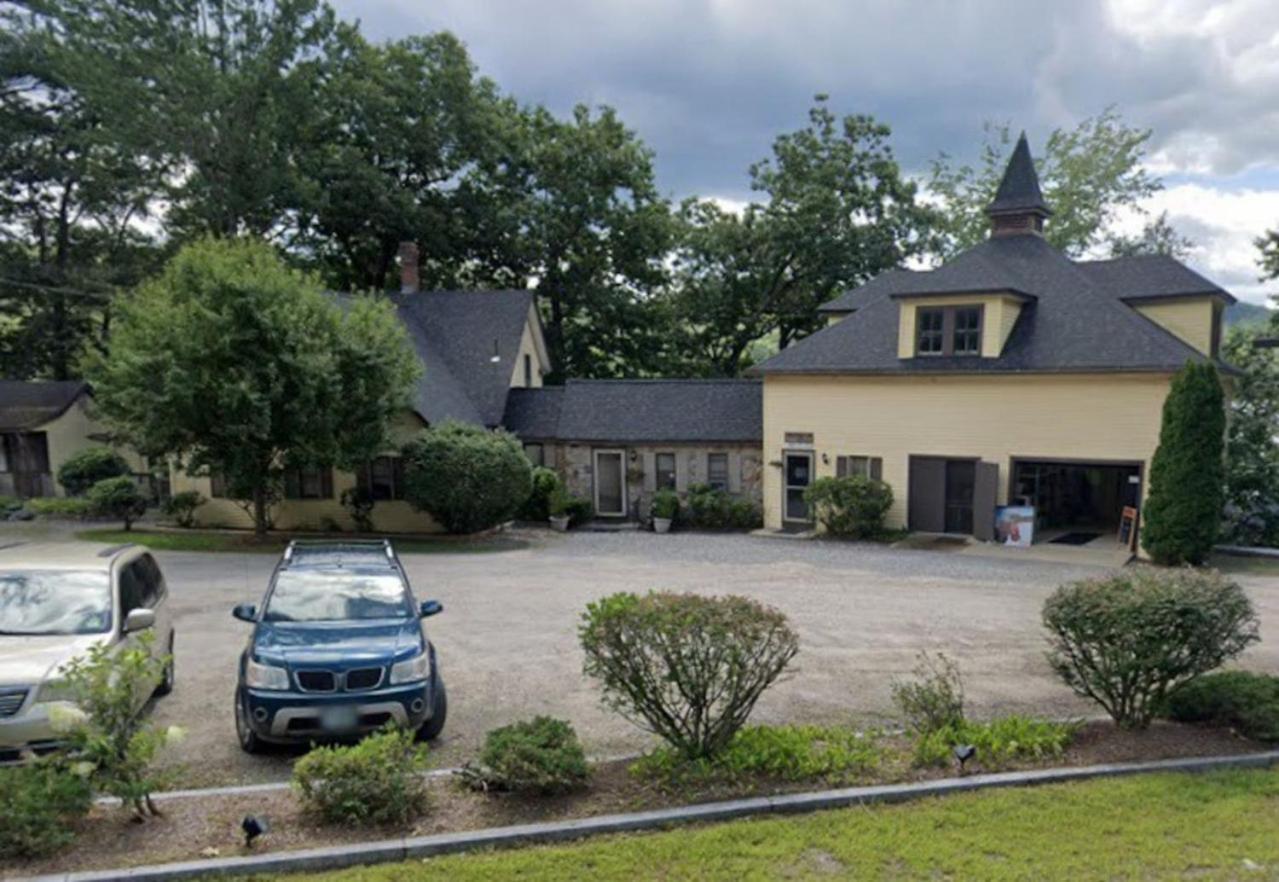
(41, 397, 147, 495)
(896, 293, 1025, 358)
(508, 310, 545, 388)
(1135, 298, 1217, 355)
(762, 373, 1172, 531)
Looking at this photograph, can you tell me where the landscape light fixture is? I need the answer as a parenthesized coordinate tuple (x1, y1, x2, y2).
(490, 339, 501, 363)
(241, 814, 269, 848)
(953, 744, 976, 773)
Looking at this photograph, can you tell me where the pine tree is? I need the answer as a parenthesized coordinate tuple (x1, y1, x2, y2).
(1142, 362, 1226, 564)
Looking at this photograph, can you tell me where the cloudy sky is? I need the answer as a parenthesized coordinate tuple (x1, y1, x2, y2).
(332, 0, 1279, 303)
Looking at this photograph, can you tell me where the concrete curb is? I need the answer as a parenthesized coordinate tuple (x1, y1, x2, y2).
(1215, 544, 1279, 559)
(21, 750, 1279, 882)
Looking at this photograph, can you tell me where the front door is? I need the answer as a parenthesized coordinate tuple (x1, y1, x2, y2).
(944, 460, 976, 534)
(783, 452, 813, 522)
(593, 450, 626, 517)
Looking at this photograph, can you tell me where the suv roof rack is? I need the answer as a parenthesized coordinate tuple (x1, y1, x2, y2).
(281, 538, 397, 570)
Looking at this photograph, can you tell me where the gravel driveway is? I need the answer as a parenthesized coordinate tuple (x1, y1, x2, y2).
(98, 531, 1279, 786)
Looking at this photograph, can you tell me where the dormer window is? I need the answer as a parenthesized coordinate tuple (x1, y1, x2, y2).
(916, 305, 983, 357)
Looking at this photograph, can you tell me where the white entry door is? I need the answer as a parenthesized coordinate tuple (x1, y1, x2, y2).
(593, 449, 627, 517)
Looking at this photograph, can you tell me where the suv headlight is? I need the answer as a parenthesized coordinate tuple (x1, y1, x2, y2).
(245, 659, 290, 691)
(390, 652, 429, 685)
(35, 679, 74, 704)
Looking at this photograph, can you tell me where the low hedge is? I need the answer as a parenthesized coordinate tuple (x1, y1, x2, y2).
(463, 716, 590, 795)
(1162, 671, 1279, 742)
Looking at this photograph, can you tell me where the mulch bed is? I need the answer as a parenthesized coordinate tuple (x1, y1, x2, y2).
(2, 721, 1271, 878)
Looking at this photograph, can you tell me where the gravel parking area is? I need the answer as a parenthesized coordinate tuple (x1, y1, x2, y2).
(19, 525, 1279, 788)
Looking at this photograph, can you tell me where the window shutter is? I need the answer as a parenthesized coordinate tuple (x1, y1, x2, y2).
(642, 451, 656, 492)
(675, 452, 689, 492)
(870, 457, 883, 481)
(728, 451, 742, 493)
(835, 456, 848, 478)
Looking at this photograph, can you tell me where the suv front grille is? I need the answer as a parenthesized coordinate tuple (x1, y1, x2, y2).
(344, 668, 383, 691)
(295, 671, 336, 693)
(0, 689, 28, 718)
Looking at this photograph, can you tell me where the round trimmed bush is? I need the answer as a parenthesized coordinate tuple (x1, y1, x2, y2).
(57, 447, 130, 496)
(161, 490, 205, 528)
(88, 476, 147, 530)
(293, 727, 429, 826)
(401, 422, 532, 534)
(466, 716, 590, 795)
(803, 475, 893, 539)
(580, 592, 799, 760)
(1042, 568, 1259, 729)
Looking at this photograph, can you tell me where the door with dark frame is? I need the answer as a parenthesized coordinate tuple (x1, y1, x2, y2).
(783, 452, 813, 523)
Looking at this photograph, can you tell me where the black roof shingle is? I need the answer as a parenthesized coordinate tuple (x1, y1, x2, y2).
(0, 381, 89, 431)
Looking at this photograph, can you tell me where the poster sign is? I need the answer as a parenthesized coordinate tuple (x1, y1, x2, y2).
(994, 505, 1035, 548)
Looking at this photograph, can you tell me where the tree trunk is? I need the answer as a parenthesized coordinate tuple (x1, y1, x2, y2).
(252, 485, 268, 537)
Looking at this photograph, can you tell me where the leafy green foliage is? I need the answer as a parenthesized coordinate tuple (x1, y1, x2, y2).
(548, 486, 592, 525)
(1163, 671, 1279, 742)
(803, 475, 893, 539)
(912, 716, 1078, 769)
(0, 760, 93, 859)
(1259, 228, 1279, 283)
(1142, 363, 1226, 564)
(56, 447, 130, 496)
(293, 727, 430, 826)
(87, 476, 146, 530)
(1221, 326, 1279, 547)
(55, 631, 178, 819)
(890, 652, 965, 734)
(518, 466, 562, 522)
(160, 490, 206, 528)
(928, 109, 1161, 258)
(401, 422, 531, 534)
(87, 238, 419, 535)
(25, 496, 95, 519)
(633, 724, 882, 786)
(463, 717, 590, 796)
(580, 592, 799, 760)
(340, 486, 376, 533)
(1042, 569, 1259, 729)
(683, 484, 761, 529)
(650, 489, 680, 521)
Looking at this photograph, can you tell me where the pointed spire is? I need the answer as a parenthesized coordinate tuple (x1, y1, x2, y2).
(985, 132, 1051, 237)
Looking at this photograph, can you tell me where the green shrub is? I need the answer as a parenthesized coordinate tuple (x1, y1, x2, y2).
(293, 727, 430, 826)
(634, 724, 883, 785)
(803, 475, 894, 539)
(26, 496, 96, 519)
(580, 592, 799, 760)
(161, 490, 205, 528)
(1162, 671, 1279, 742)
(87, 475, 147, 530)
(912, 716, 1078, 769)
(1042, 569, 1259, 729)
(0, 494, 21, 512)
(890, 651, 965, 734)
(463, 716, 590, 795)
(519, 466, 562, 522)
(684, 484, 760, 529)
(339, 486, 375, 532)
(651, 489, 680, 521)
(56, 630, 178, 819)
(550, 486, 592, 526)
(1142, 363, 1226, 564)
(0, 760, 93, 859)
(401, 422, 532, 534)
(57, 446, 130, 496)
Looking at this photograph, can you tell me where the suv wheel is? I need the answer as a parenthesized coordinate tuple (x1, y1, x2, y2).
(417, 680, 447, 742)
(235, 691, 263, 754)
(154, 634, 176, 697)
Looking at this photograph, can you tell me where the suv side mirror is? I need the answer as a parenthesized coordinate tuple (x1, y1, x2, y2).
(123, 608, 155, 634)
(419, 600, 443, 618)
(232, 604, 258, 623)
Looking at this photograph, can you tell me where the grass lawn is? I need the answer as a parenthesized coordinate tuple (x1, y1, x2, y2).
(75, 528, 526, 555)
(251, 769, 1279, 881)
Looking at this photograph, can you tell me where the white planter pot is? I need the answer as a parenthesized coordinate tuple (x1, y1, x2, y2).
(653, 517, 673, 534)
(550, 515, 571, 532)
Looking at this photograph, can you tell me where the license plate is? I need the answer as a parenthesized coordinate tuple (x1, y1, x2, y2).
(319, 705, 359, 732)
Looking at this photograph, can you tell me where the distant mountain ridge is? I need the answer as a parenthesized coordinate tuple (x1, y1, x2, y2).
(1225, 301, 1272, 329)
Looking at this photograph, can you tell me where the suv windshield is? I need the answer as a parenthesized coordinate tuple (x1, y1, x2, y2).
(0, 570, 112, 635)
(264, 570, 412, 622)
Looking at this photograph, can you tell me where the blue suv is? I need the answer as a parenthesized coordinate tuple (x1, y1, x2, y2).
(231, 540, 446, 753)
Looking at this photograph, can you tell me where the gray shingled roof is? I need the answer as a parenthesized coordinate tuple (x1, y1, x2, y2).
(986, 133, 1052, 218)
(0, 380, 89, 431)
(503, 380, 762, 443)
(1076, 254, 1235, 304)
(758, 234, 1230, 376)
(389, 290, 536, 427)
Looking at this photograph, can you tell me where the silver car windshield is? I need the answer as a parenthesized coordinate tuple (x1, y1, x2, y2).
(264, 570, 412, 622)
(0, 570, 112, 635)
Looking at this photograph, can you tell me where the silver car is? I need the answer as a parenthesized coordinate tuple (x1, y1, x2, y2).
(0, 542, 176, 758)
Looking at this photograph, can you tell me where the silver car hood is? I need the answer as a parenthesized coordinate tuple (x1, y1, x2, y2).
(0, 634, 105, 687)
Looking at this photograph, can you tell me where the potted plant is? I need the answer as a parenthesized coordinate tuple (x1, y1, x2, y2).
(651, 489, 679, 534)
(549, 487, 572, 532)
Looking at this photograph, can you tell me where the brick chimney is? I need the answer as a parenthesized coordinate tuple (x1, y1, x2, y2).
(397, 241, 420, 294)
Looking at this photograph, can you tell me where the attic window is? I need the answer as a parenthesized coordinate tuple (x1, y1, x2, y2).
(915, 305, 983, 357)
(917, 309, 944, 354)
(954, 307, 982, 355)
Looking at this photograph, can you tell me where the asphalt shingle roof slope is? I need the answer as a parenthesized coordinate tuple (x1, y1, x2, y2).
(0, 380, 88, 431)
(985, 133, 1052, 218)
(504, 379, 762, 443)
(389, 290, 535, 427)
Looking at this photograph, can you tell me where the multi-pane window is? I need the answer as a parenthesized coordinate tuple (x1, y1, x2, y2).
(655, 452, 676, 490)
(836, 455, 883, 480)
(917, 309, 944, 354)
(953, 307, 982, 355)
(283, 466, 333, 500)
(707, 453, 729, 491)
(523, 443, 544, 467)
(358, 456, 405, 501)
